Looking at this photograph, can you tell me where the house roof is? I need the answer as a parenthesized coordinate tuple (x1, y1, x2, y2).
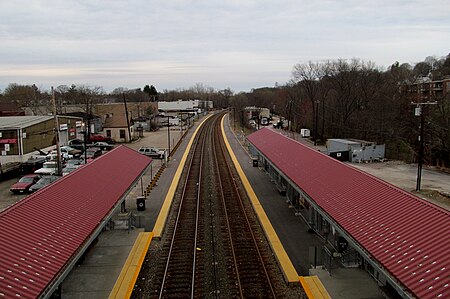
(0, 116, 53, 129)
(247, 128, 450, 299)
(0, 102, 23, 115)
(0, 146, 151, 298)
(327, 139, 361, 145)
(95, 103, 155, 128)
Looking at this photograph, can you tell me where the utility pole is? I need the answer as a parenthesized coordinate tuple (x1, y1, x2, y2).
(314, 100, 320, 146)
(180, 112, 183, 134)
(52, 87, 62, 176)
(123, 93, 132, 143)
(287, 99, 293, 132)
(412, 101, 437, 191)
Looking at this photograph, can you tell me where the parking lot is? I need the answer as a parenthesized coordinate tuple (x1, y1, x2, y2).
(0, 127, 185, 212)
(350, 161, 450, 210)
(0, 177, 28, 211)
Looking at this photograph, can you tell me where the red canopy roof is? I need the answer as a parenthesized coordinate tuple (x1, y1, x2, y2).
(0, 146, 151, 298)
(247, 128, 450, 299)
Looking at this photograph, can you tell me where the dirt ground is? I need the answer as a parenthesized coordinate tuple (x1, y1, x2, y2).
(349, 160, 450, 210)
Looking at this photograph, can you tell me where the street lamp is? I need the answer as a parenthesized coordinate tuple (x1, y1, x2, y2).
(167, 116, 171, 159)
(314, 100, 320, 146)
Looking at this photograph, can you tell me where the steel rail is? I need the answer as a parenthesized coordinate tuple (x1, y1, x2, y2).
(216, 115, 277, 298)
(211, 117, 244, 297)
(158, 125, 206, 299)
(205, 119, 220, 298)
(191, 121, 206, 298)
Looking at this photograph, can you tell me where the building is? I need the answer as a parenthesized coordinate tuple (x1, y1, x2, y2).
(158, 99, 213, 113)
(327, 139, 385, 163)
(157, 100, 206, 128)
(0, 115, 83, 164)
(95, 104, 134, 143)
(158, 100, 197, 112)
(244, 106, 270, 120)
(0, 102, 25, 116)
(95, 102, 157, 142)
(404, 77, 450, 102)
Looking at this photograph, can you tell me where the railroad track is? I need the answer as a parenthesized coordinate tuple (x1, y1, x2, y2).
(139, 112, 280, 298)
(157, 119, 207, 298)
(212, 113, 276, 298)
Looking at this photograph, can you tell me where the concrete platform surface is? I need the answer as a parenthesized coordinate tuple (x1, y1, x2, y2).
(310, 267, 384, 299)
(62, 229, 144, 299)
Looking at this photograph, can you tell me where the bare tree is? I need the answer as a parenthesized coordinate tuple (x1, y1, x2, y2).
(76, 85, 104, 135)
(291, 61, 328, 141)
(2, 83, 50, 115)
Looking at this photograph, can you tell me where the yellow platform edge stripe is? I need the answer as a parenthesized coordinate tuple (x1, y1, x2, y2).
(299, 276, 332, 299)
(109, 232, 153, 299)
(220, 116, 299, 285)
(152, 115, 212, 238)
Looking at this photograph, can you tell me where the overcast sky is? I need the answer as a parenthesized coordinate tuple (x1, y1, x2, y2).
(1, 0, 449, 93)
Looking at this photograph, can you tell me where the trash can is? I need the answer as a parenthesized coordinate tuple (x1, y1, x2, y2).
(136, 196, 146, 211)
(252, 159, 258, 167)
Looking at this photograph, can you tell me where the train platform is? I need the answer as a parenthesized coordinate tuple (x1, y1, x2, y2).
(221, 116, 384, 299)
(61, 229, 146, 298)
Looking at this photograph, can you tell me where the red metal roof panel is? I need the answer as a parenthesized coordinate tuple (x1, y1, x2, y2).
(0, 145, 151, 298)
(247, 128, 450, 299)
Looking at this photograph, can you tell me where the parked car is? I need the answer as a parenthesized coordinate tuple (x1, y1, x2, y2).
(138, 147, 165, 159)
(273, 120, 284, 129)
(85, 147, 102, 159)
(62, 165, 80, 176)
(10, 174, 41, 193)
(261, 117, 269, 126)
(65, 158, 85, 167)
(47, 150, 73, 161)
(60, 145, 82, 157)
(68, 139, 85, 151)
(20, 157, 47, 174)
(88, 134, 114, 144)
(29, 175, 60, 192)
(34, 161, 59, 175)
(92, 142, 114, 151)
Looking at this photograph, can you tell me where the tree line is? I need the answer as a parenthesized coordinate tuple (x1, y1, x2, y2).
(230, 54, 450, 169)
(0, 54, 449, 168)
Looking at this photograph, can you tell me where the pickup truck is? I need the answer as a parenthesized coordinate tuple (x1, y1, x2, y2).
(34, 161, 59, 175)
(138, 147, 165, 159)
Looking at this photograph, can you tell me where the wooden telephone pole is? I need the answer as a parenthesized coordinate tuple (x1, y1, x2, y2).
(412, 101, 437, 191)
